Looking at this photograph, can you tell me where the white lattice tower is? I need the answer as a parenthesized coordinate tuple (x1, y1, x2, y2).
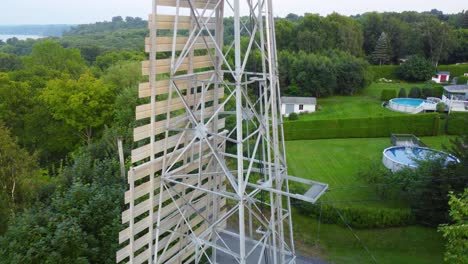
(117, 1, 328, 263)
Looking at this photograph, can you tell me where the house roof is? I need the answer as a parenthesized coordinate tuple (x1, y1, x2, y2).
(437, 71, 451, 75)
(281, 96, 317, 105)
(443, 85, 468, 94)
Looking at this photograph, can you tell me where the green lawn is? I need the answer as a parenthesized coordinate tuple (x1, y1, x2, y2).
(286, 136, 454, 207)
(293, 211, 444, 264)
(362, 82, 425, 100)
(296, 96, 404, 121)
(285, 136, 452, 263)
(289, 82, 426, 121)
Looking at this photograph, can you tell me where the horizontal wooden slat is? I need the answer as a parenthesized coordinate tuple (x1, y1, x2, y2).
(156, 0, 218, 10)
(133, 106, 216, 142)
(131, 118, 224, 163)
(131, 133, 184, 163)
(148, 15, 216, 30)
(130, 135, 217, 183)
(135, 88, 224, 121)
(134, 109, 223, 142)
(138, 72, 214, 98)
(142, 55, 213, 75)
(145, 36, 216, 52)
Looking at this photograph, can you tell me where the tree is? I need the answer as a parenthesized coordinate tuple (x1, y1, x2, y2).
(0, 53, 23, 72)
(397, 55, 436, 82)
(0, 181, 123, 264)
(25, 40, 86, 78)
(398, 88, 407, 98)
(419, 16, 456, 66)
(462, 11, 468, 29)
(326, 50, 372, 95)
(391, 158, 465, 226)
(371, 32, 392, 65)
(438, 190, 468, 264)
(40, 72, 115, 144)
(0, 123, 40, 213)
(361, 12, 384, 55)
(102, 61, 141, 89)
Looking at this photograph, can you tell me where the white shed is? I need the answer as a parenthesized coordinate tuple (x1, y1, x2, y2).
(432, 72, 450, 83)
(281, 97, 316, 117)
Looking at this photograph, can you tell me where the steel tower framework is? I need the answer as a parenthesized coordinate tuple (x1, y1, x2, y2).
(117, 1, 327, 263)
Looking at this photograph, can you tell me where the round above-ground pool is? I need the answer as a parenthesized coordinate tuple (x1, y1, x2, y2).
(388, 98, 435, 113)
(383, 146, 459, 172)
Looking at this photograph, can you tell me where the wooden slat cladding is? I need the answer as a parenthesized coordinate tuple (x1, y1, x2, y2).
(145, 37, 216, 53)
(138, 72, 214, 98)
(148, 14, 216, 30)
(141, 55, 214, 75)
(120, 2, 225, 263)
(135, 88, 224, 121)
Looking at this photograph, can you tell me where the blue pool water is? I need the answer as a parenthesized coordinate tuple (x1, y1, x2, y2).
(391, 98, 426, 107)
(384, 147, 459, 167)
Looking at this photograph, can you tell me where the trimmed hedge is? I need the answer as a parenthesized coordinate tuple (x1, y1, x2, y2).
(369, 64, 468, 81)
(438, 65, 468, 80)
(284, 113, 440, 140)
(369, 65, 398, 80)
(447, 112, 468, 135)
(296, 202, 414, 228)
(381, 89, 397, 101)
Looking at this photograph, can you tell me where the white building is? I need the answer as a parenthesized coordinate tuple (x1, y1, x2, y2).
(442, 85, 468, 112)
(432, 71, 451, 83)
(281, 97, 316, 117)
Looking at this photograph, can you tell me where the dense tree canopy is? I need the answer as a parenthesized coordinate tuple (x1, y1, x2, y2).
(41, 73, 116, 143)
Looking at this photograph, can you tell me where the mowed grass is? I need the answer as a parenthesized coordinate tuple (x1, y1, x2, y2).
(292, 82, 424, 121)
(285, 136, 451, 263)
(362, 82, 424, 100)
(293, 211, 444, 264)
(285, 136, 455, 208)
(297, 96, 404, 121)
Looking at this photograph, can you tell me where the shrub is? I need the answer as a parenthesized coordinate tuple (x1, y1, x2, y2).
(437, 103, 446, 113)
(381, 89, 397, 101)
(398, 88, 407, 98)
(283, 113, 440, 140)
(433, 86, 444, 98)
(397, 56, 436, 82)
(446, 112, 468, 135)
(408, 87, 422, 98)
(421, 87, 434, 98)
(295, 202, 414, 228)
(456, 75, 468, 85)
(288, 112, 299, 121)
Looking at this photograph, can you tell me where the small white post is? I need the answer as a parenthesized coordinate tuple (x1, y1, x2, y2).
(117, 137, 125, 178)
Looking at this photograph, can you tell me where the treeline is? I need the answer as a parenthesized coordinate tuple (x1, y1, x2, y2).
(0, 16, 148, 60)
(0, 25, 72, 37)
(276, 10, 468, 65)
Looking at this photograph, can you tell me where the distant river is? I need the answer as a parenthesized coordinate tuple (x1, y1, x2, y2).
(0, 34, 45, 41)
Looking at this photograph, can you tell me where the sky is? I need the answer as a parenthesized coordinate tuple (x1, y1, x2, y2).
(0, 0, 466, 25)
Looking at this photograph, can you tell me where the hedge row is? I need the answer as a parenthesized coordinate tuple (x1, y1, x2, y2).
(296, 202, 414, 228)
(369, 65, 398, 80)
(438, 64, 468, 79)
(284, 113, 440, 140)
(369, 64, 468, 81)
(447, 112, 468, 135)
